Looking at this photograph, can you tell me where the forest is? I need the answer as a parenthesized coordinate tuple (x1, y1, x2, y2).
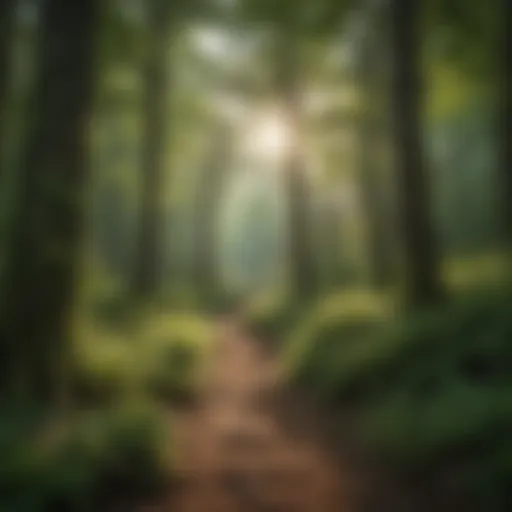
(0, 0, 510, 510)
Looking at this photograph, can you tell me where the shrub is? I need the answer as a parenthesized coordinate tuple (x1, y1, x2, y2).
(139, 314, 212, 404)
(0, 403, 170, 512)
(244, 290, 310, 342)
(73, 336, 135, 405)
(283, 289, 394, 397)
(72, 313, 212, 406)
(285, 285, 512, 504)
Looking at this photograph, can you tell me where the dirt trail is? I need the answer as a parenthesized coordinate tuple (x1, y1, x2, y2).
(145, 319, 368, 512)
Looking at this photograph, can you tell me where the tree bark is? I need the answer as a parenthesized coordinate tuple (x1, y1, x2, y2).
(0, 0, 100, 400)
(0, 0, 17, 180)
(131, 0, 173, 300)
(500, 0, 511, 254)
(390, 0, 444, 306)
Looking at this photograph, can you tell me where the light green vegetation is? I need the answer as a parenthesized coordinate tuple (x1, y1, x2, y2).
(74, 310, 213, 405)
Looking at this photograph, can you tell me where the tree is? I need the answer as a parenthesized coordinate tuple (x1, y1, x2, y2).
(390, 0, 444, 305)
(0, 0, 17, 180)
(131, 0, 173, 299)
(0, 0, 16, 118)
(356, 11, 396, 288)
(499, 0, 511, 254)
(0, 0, 101, 400)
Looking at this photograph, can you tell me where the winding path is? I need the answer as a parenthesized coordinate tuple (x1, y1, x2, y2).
(144, 319, 368, 512)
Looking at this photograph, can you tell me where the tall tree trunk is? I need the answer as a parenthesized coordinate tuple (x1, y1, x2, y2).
(500, 0, 511, 255)
(131, 0, 172, 300)
(193, 124, 230, 305)
(357, 28, 396, 288)
(276, 33, 317, 300)
(0, 0, 17, 180)
(390, 0, 444, 306)
(0, 0, 100, 400)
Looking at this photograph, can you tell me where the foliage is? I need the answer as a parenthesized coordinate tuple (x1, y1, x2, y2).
(73, 309, 212, 406)
(283, 289, 394, 395)
(286, 282, 512, 503)
(0, 402, 170, 511)
(140, 313, 213, 403)
(426, 0, 500, 79)
(244, 290, 312, 342)
(235, 0, 354, 37)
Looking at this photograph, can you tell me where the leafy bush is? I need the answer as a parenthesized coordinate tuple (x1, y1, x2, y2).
(141, 314, 212, 403)
(73, 313, 212, 406)
(0, 403, 170, 511)
(244, 291, 315, 342)
(73, 335, 135, 405)
(285, 286, 512, 503)
(283, 289, 394, 396)
(0, 309, 209, 510)
(288, 287, 511, 402)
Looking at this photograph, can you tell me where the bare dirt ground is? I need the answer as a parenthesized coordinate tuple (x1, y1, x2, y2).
(138, 318, 401, 512)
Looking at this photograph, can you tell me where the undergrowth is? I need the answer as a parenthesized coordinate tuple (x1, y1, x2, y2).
(284, 284, 512, 507)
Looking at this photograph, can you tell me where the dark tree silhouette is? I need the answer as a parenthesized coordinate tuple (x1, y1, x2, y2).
(390, 0, 444, 305)
(0, 0, 17, 179)
(500, 0, 511, 253)
(0, 0, 101, 400)
(131, 0, 173, 300)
